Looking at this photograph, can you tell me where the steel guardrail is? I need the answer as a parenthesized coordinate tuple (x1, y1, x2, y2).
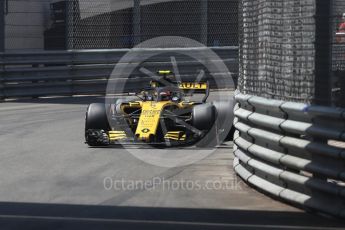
(233, 92, 345, 218)
(0, 47, 238, 99)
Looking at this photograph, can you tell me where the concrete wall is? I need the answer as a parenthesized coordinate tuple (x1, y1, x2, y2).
(4, 0, 56, 51)
(4, 0, 183, 51)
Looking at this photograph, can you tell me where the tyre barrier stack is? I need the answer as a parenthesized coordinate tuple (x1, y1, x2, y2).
(233, 93, 345, 218)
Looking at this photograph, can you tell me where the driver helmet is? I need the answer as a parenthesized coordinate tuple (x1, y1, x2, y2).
(159, 90, 171, 101)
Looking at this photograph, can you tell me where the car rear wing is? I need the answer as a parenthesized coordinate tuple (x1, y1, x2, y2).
(178, 81, 210, 103)
(152, 70, 210, 102)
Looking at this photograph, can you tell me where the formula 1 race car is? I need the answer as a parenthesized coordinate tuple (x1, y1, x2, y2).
(85, 70, 234, 147)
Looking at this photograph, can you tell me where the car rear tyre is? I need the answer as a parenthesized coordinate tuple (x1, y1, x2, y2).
(212, 100, 235, 142)
(192, 103, 217, 147)
(192, 103, 216, 131)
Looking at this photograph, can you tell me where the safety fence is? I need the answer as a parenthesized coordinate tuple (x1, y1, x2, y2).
(65, 0, 239, 49)
(0, 46, 238, 99)
(2, 0, 238, 51)
(238, 0, 316, 103)
(233, 92, 345, 218)
(238, 0, 345, 107)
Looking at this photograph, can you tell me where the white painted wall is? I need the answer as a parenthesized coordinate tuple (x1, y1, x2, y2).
(4, 0, 181, 51)
(4, 0, 57, 51)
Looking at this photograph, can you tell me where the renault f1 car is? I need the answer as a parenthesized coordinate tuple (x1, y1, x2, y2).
(85, 70, 234, 147)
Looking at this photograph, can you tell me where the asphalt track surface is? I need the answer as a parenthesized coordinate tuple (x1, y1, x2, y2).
(0, 96, 344, 229)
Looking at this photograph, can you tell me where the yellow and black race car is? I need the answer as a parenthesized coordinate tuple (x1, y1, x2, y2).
(85, 70, 234, 147)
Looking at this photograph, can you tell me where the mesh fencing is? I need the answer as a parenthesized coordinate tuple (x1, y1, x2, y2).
(238, 0, 316, 103)
(66, 0, 238, 49)
(3, 0, 238, 50)
(332, 0, 345, 71)
(66, 0, 133, 49)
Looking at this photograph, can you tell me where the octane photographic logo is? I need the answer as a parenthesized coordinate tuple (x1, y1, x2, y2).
(105, 36, 234, 168)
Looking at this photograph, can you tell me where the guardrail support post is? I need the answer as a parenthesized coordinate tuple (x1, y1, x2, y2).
(0, 0, 5, 52)
(201, 0, 208, 46)
(0, 54, 4, 102)
(313, 0, 333, 182)
(133, 0, 141, 46)
(314, 0, 332, 106)
(0, 0, 4, 101)
(66, 0, 80, 50)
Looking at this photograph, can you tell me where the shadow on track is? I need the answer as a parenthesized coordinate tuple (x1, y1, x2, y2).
(0, 202, 343, 230)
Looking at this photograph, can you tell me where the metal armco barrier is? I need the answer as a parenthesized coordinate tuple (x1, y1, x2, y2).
(233, 92, 345, 218)
(0, 47, 238, 99)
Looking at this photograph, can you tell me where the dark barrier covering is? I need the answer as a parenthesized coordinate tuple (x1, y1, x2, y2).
(238, 0, 345, 106)
(332, 0, 345, 107)
(238, 0, 316, 103)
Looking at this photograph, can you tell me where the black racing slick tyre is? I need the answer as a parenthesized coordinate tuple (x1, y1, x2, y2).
(212, 100, 235, 142)
(192, 103, 216, 131)
(85, 103, 110, 146)
(85, 103, 110, 131)
(192, 103, 217, 147)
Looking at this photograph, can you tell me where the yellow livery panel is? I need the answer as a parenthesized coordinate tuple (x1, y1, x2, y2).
(178, 82, 208, 90)
(135, 101, 174, 141)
